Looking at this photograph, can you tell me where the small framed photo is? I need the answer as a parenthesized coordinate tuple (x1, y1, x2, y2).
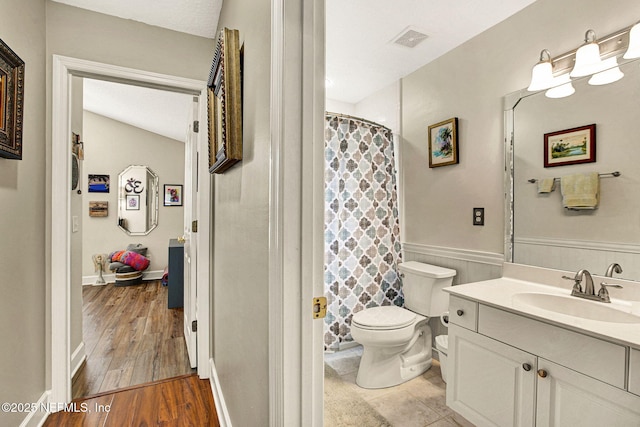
(88, 174, 110, 193)
(89, 201, 108, 217)
(126, 194, 140, 210)
(428, 117, 459, 168)
(164, 184, 183, 206)
(544, 124, 596, 168)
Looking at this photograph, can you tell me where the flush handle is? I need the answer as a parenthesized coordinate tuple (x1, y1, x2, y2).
(456, 309, 464, 316)
(522, 363, 532, 372)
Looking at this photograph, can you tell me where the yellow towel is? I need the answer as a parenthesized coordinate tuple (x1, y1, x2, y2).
(560, 172, 599, 210)
(537, 178, 556, 193)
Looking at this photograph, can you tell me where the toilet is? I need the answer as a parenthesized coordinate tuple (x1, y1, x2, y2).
(350, 261, 456, 389)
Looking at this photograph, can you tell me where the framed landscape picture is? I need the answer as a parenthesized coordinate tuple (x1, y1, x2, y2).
(544, 124, 596, 168)
(428, 117, 459, 168)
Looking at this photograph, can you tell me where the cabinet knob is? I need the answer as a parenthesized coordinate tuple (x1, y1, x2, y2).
(537, 369, 548, 378)
(522, 363, 532, 371)
(456, 309, 464, 316)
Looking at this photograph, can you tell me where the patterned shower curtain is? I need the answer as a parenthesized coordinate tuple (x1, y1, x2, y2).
(324, 113, 403, 352)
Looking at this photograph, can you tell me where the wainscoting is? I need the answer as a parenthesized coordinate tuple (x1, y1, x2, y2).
(402, 242, 504, 341)
(402, 243, 504, 285)
(514, 237, 640, 279)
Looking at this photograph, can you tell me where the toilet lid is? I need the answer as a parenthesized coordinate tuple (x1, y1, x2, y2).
(352, 306, 416, 330)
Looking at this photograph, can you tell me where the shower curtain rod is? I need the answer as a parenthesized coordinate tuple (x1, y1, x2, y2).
(326, 111, 392, 132)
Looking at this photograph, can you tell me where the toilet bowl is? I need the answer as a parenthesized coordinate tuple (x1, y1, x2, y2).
(351, 261, 456, 389)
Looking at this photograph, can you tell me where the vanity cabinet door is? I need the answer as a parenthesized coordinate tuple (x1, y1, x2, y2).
(536, 359, 640, 427)
(447, 324, 535, 427)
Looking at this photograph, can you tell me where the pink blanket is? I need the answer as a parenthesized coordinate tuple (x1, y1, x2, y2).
(110, 250, 150, 271)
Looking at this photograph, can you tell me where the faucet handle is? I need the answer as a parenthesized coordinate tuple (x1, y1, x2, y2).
(598, 282, 623, 303)
(562, 275, 582, 293)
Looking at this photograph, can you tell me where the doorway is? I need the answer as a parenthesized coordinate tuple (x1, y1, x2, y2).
(50, 55, 211, 404)
(71, 77, 195, 397)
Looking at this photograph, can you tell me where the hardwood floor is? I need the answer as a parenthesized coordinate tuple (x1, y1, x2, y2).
(44, 374, 220, 426)
(73, 280, 195, 399)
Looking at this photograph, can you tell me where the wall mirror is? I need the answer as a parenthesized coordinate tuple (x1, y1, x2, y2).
(505, 55, 640, 281)
(117, 165, 159, 235)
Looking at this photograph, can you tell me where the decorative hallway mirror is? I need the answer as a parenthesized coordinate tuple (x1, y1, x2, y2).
(117, 165, 159, 235)
(505, 56, 640, 281)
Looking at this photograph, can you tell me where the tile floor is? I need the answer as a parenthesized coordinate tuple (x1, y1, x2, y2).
(324, 346, 475, 427)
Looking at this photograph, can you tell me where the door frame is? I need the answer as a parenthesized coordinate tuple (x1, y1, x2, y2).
(50, 55, 210, 403)
(268, 0, 325, 425)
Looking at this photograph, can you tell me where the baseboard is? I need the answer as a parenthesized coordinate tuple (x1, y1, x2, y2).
(82, 269, 164, 285)
(71, 342, 86, 378)
(402, 242, 504, 266)
(209, 358, 232, 427)
(19, 390, 50, 427)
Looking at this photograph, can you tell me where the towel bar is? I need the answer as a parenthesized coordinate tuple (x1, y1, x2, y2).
(528, 171, 621, 183)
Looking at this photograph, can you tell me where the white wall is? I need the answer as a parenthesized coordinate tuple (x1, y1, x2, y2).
(400, 0, 640, 283)
(326, 98, 355, 116)
(326, 80, 400, 134)
(82, 111, 185, 278)
(0, 1, 47, 425)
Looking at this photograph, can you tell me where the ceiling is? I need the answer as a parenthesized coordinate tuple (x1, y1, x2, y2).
(53, 0, 537, 140)
(325, 0, 538, 104)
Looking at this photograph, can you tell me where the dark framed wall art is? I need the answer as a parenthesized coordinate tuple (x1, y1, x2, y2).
(208, 28, 243, 174)
(0, 38, 25, 160)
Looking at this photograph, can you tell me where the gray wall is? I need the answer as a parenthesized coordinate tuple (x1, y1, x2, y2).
(213, 0, 272, 424)
(82, 111, 185, 277)
(401, 0, 640, 276)
(0, 0, 47, 425)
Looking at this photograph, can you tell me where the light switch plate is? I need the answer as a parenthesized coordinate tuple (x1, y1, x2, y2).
(72, 215, 79, 233)
(473, 208, 484, 226)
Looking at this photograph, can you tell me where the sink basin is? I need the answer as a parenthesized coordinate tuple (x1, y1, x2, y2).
(512, 292, 640, 324)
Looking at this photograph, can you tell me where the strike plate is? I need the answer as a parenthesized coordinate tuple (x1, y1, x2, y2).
(312, 296, 327, 319)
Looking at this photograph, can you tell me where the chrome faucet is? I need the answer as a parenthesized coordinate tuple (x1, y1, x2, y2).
(562, 269, 623, 303)
(605, 263, 623, 278)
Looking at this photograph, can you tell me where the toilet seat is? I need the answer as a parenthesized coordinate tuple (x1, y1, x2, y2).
(352, 306, 417, 330)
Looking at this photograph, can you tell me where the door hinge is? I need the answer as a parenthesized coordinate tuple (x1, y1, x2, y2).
(192, 320, 198, 332)
(312, 296, 327, 319)
(192, 220, 198, 233)
(193, 120, 199, 133)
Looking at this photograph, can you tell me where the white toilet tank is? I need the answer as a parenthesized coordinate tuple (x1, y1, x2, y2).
(398, 261, 456, 316)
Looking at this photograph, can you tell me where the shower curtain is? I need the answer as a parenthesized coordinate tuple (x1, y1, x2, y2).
(324, 113, 403, 352)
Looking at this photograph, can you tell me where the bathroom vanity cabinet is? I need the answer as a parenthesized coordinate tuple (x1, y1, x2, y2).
(447, 294, 640, 427)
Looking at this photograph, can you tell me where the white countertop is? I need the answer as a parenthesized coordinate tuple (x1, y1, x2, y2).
(445, 276, 640, 348)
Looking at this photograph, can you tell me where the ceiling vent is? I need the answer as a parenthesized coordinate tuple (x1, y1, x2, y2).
(392, 27, 429, 48)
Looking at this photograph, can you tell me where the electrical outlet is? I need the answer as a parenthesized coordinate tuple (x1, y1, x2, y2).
(473, 208, 484, 226)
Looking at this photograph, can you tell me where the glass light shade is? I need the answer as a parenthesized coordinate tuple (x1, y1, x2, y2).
(588, 57, 624, 85)
(545, 75, 575, 98)
(528, 61, 554, 91)
(624, 23, 640, 59)
(570, 42, 604, 77)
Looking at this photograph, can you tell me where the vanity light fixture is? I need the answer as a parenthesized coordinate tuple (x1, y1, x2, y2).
(570, 30, 606, 78)
(527, 20, 640, 98)
(527, 49, 555, 91)
(545, 74, 575, 98)
(588, 57, 624, 85)
(623, 22, 640, 59)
